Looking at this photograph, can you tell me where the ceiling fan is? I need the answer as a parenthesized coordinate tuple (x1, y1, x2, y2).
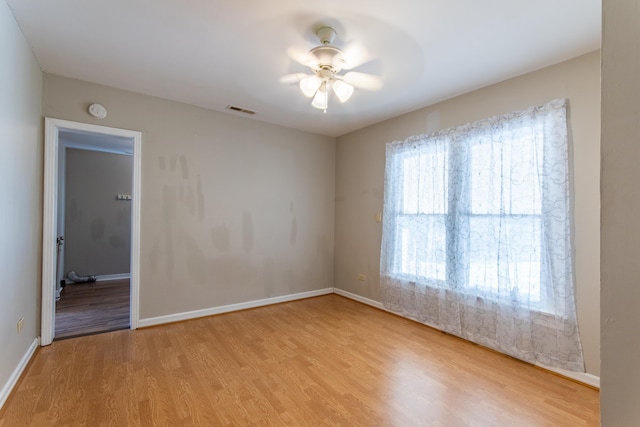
(281, 26, 382, 113)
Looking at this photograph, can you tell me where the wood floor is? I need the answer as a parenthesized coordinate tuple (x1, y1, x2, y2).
(1, 295, 599, 426)
(55, 279, 130, 339)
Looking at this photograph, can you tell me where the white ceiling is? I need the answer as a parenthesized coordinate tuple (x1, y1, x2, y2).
(7, 0, 601, 137)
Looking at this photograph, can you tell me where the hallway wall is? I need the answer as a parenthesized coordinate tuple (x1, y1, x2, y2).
(64, 148, 132, 277)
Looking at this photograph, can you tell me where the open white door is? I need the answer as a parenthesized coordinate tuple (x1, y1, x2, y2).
(41, 118, 142, 345)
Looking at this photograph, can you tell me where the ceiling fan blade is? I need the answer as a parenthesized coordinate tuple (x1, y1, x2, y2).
(286, 46, 319, 69)
(342, 72, 383, 91)
(340, 42, 369, 70)
(279, 73, 311, 84)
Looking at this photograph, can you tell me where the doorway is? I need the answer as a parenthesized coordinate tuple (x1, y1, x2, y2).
(55, 137, 133, 338)
(42, 118, 141, 346)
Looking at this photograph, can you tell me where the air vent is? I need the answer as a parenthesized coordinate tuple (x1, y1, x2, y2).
(226, 105, 256, 115)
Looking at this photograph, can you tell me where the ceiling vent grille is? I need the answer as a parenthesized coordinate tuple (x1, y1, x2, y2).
(226, 105, 256, 115)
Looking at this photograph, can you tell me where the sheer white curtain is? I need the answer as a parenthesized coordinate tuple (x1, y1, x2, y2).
(380, 99, 584, 372)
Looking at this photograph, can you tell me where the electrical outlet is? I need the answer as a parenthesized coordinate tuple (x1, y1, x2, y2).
(17, 317, 24, 334)
(358, 273, 366, 281)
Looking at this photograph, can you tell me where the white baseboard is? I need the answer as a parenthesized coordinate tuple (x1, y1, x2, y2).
(139, 288, 334, 328)
(536, 364, 600, 388)
(62, 273, 130, 285)
(95, 273, 130, 282)
(333, 288, 385, 310)
(0, 337, 39, 410)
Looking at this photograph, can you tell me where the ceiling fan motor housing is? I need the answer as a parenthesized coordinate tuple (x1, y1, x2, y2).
(309, 45, 345, 73)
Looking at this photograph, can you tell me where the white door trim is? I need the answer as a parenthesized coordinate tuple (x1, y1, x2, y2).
(41, 118, 142, 346)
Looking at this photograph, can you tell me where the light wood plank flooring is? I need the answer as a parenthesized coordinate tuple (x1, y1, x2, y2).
(1, 295, 599, 426)
(55, 279, 130, 339)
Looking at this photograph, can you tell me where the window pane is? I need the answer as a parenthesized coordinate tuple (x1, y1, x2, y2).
(401, 147, 448, 214)
(395, 145, 448, 282)
(394, 214, 446, 281)
(470, 135, 542, 215)
(467, 215, 541, 302)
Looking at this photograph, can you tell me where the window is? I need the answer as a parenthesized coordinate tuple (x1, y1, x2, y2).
(387, 124, 549, 306)
(380, 99, 585, 372)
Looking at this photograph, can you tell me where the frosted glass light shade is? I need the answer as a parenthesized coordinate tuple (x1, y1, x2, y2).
(311, 85, 328, 110)
(299, 76, 322, 97)
(332, 80, 354, 103)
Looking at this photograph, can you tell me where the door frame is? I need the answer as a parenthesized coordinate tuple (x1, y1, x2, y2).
(41, 117, 142, 345)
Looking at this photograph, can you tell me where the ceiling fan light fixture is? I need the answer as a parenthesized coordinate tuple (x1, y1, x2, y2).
(299, 75, 321, 97)
(281, 26, 381, 113)
(311, 82, 328, 112)
(332, 79, 354, 103)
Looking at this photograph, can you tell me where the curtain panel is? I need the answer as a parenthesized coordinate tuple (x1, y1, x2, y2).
(380, 99, 585, 372)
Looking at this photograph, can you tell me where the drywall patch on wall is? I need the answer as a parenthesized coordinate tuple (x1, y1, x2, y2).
(196, 175, 204, 220)
(162, 183, 176, 279)
(179, 155, 189, 179)
(290, 218, 298, 246)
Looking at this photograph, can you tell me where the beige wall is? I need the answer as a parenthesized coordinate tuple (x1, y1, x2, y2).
(601, 0, 640, 424)
(42, 74, 335, 319)
(0, 0, 43, 405)
(335, 51, 601, 376)
(64, 148, 132, 277)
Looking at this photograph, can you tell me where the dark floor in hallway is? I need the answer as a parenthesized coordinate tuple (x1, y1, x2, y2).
(55, 279, 130, 340)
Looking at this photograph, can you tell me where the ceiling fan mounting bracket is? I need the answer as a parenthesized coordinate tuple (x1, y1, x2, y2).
(316, 26, 336, 45)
